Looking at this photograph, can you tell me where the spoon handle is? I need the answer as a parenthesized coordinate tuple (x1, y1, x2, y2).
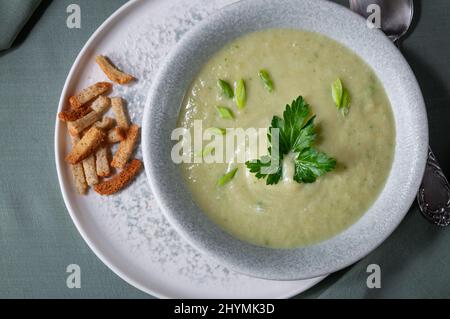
(417, 147, 450, 226)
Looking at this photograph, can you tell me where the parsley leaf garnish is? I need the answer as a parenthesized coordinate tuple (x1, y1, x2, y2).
(246, 155, 283, 185)
(245, 96, 336, 185)
(294, 148, 337, 183)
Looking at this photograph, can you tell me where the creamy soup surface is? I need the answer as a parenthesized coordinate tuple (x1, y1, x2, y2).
(177, 29, 395, 248)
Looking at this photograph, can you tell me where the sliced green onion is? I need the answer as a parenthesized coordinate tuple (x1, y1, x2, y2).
(195, 146, 215, 158)
(332, 78, 343, 108)
(341, 88, 351, 116)
(207, 127, 226, 135)
(202, 146, 215, 157)
(217, 79, 234, 99)
(258, 69, 274, 92)
(216, 106, 234, 119)
(332, 78, 351, 116)
(235, 79, 246, 109)
(217, 168, 238, 186)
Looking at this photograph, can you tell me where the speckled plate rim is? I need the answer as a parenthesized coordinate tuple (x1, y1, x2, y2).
(53, 0, 170, 298)
(54, 0, 327, 299)
(143, 0, 429, 280)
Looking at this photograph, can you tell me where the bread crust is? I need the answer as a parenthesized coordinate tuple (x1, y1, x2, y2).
(111, 97, 130, 130)
(93, 116, 115, 131)
(107, 127, 127, 144)
(111, 124, 140, 169)
(82, 154, 99, 186)
(70, 163, 88, 195)
(94, 159, 142, 195)
(95, 146, 111, 177)
(67, 111, 100, 136)
(66, 127, 105, 164)
(95, 55, 134, 85)
(69, 82, 112, 109)
(69, 136, 88, 195)
(90, 96, 111, 115)
(58, 105, 92, 122)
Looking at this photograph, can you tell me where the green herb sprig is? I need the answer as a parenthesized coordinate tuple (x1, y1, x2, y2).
(246, 96, 336, 185)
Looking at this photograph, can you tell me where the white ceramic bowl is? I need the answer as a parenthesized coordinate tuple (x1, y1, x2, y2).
(142, 0, 428, 280)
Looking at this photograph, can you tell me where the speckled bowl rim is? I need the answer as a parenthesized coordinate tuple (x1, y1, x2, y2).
(142, 0, 428, 280)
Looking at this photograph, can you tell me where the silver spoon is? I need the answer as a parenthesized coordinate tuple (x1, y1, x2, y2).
(349, 0, 450, 227)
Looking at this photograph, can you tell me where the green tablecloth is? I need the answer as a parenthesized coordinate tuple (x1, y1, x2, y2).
(0, 0, 449, 298)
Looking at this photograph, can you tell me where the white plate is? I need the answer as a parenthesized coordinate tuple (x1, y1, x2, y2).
(54, 0, 326, 298)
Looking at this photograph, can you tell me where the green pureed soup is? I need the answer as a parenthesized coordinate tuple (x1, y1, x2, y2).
(177, 29, 395, 248)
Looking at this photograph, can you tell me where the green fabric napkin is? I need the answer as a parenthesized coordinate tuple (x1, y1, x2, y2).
(0, 0, 42, 51)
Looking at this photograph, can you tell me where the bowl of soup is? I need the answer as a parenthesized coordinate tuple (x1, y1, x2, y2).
(142, 0, 428, 279)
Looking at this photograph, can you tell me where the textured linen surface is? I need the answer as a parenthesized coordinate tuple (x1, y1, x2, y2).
(0, 0, 449, 298)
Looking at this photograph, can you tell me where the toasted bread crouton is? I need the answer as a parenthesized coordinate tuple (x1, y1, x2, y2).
(90, 96, 111, 115)
(107, 127, 126, 144)
(67, 111, 100, 136)
(58, 105, 92, 122)
(66, 127, 105, 164)
(93, 116, 115, 131)
(69, 82, 112, 109)
(70, 136, 88, 195)
(111, 124, 140, 169)
(82, 155, 99, 186)
(94, 159, 142, 195)
(111, 97, 130, 130)
(95, 146, 111, 177)
(70, 163, 88, 195)
(95, 55, 134, 85)
(111, 97, 130, 131)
